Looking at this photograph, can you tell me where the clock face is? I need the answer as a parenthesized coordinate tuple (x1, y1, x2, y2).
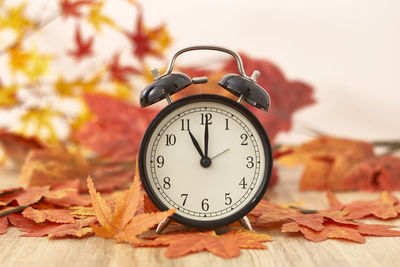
(139, 94, 272, 228)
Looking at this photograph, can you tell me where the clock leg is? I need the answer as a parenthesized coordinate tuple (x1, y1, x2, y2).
(239, 216, 253, 230)
(156, 217, 172, 234)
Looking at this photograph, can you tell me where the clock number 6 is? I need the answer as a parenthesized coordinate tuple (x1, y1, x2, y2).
(201, 198, 209, 211)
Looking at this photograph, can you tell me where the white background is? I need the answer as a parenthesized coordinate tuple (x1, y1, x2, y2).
(1, 0, 399, 144)
(141, 0, 400, 143)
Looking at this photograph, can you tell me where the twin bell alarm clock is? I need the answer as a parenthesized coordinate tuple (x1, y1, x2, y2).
(138, 46, 273, 233)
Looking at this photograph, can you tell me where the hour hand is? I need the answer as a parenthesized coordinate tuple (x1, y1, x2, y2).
(188, 130, 205, 158)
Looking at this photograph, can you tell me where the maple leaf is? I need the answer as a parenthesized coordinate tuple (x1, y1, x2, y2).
(0, 85, 18, 107)
(87, 174, 175, 243)
(20, 147, 90, 188)
(86, 2, 117, 32)
(8, 46, 52, 81)
(224, 54, 314, 143)
(282, 221, 400, 243)
(0, 185, 49, 206)
(108, 53, 139, 83)
(0, 130, 44, 164)
(0, 216, 7, 234)
(124, 6, 170, 61)
(74, 94, 159, 161)
(250, 200, 356, 230)
(0, 3, 32, 36)
(18, 107, 62, 143)
(60, 0, 95, 18)
(7, 213, 94, 238)
(20, 146, 132, 192)
(136, 230, 271, 259)
(342, 191, 399, 220)
(67, 25, 95, 61)
(342, 155, 400, 191)
(278, 136, 375, 190)
(22, 207, 75, 223)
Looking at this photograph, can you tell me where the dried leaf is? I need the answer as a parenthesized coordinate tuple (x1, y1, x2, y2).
(343, 192, 399, 220)
(278, 136, 375, 190)
(136, 230, 271, 259)
(20, 147, 90, 188)
(0, 130, 44, 164)
(0, 3, 32, 35)
(86, 2, 117, 32)
(87, 174, 175, 243)
(108, 53, 139, 83)
(74, 94, 159, 161)
(60, 0, 94, 18)
(8, 213, 93, 238)
(282, 220, 400, 243)
(282, 221, 365, 243)
(0, 217, 7, 234)
(22, 207, 75, 223)
(124, 6, 171, 60)
(0, 185, 49, 206)
(343, 155, 400, 191)
(68, 25, 95, 61)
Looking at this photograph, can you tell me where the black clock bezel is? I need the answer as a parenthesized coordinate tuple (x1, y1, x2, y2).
(138, 94, 273, 229)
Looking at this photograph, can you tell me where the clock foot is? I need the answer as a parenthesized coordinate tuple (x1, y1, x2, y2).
(239, 216, 253, 230)
(156, 217, 172, 234)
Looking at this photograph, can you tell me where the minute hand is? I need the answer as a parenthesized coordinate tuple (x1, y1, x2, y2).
(188, 130, 205, 158)
(204, 121, 209, 157)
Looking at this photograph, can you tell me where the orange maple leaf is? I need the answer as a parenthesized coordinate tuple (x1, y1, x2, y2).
(22, 207, 75, 223)
(87, 173, 175, 243)
(278, 136, 374, 191)
(136, 230, 272, 259)
(342, 192, 399, 220)
(282, 221, 400, 243)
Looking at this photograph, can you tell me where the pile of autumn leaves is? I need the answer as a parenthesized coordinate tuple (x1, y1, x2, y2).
(2, 170, 400, 259)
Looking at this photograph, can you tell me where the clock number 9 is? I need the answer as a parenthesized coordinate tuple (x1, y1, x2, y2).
(156, 155, 164, 168)
(246, 156, 254, 168)
(201, 198, 209, 211)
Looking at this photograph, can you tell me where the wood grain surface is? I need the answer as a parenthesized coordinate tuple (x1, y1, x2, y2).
(1, 166, 399, 267)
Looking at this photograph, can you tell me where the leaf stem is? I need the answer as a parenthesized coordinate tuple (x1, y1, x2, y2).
(0, 205, 29, 218)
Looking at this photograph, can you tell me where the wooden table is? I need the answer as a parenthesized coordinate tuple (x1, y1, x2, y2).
(1, 166, 399, 267)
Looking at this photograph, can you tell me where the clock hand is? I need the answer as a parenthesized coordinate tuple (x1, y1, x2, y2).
(210, 148, 230, 160)
(188, 130, 205, 158)
(204, 121, 209, 157)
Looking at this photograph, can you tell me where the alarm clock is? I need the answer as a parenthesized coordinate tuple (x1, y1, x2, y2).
(138, 46, 272, 233)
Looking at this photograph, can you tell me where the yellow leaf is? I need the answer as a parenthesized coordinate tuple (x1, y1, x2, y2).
(8, 46, 52, 81)
(0, 2, 33, 35)
(86, 2, 118, 32)
(0, 85, 18, 107)
(18, 107, 61, 143)
(147, 24, 172, 54)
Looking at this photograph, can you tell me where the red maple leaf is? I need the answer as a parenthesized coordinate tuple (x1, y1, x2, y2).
(74, 94, 159, 161)
(124, 6, 163, 61)
(67, 25, 95, 61)
(224, 54, 315, 143)
(108, 54, 139, 83)
(60, 0, 94, 18)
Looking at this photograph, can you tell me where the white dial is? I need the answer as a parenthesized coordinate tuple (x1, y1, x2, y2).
(140, 95, 271, 227)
